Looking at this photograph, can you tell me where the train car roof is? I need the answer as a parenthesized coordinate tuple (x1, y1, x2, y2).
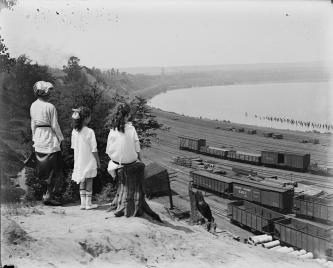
(234, 151, 262, 157)
(191, 170, 234, 183)
(207, 146, 230, 151)
(233, 177, 294, 192)
(178, 135, 205, 140)
(261, 150, 310, 156)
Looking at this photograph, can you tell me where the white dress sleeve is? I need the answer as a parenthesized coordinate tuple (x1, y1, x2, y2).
(30, 107, 36, 141)
(71, 130, 76, 149)
(90, 129, 98, 152)
(133, 127, 141, 153)
(50, 104, 64, 142)
(106, 130, 112, 156)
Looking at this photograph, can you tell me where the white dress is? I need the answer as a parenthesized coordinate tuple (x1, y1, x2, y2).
(106, 122, 141, 177)
(71, 126, 98, 184)
(30, 99, 64, 154)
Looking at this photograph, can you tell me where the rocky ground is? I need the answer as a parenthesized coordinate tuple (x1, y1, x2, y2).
(1, 201, 324, 268)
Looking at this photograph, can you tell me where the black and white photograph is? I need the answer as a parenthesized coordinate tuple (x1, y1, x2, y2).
(0, 0, 332, 267)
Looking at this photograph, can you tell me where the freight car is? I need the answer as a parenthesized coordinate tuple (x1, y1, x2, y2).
(178, 136, 206, 152)
(191, 170, 233, 197)
(200, 146, 229, 159)
(228, 200, 285, 234)
(293, 194, 333, 224)
(228, 200, 333, 259)
(228, 151, 261, 165)
(191, 170, 294, 212)
(261, 151, 310, 172)
(178, 136, 311, 173)
(273, 217, 333, 259)
(232, 177, 294, 213)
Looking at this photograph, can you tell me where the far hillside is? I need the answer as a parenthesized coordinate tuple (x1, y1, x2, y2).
(124, 62, 331, 98)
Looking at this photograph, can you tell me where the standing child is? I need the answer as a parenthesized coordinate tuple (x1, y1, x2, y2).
(71, 107, 100, 210)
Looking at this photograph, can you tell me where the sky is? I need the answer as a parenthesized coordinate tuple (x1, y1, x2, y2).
(0, 0, 332, 69)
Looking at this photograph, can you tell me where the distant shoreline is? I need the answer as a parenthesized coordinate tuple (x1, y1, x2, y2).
(136, 77, 330, 100)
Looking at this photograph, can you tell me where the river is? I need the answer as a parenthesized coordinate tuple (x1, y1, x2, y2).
(149, 81, 333, 132)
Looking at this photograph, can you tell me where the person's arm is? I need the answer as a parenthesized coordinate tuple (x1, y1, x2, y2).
(50, 105, 64, 142)
(137, 151, 142, 161)
(133, 127, 142, 161)
(105, 130, 112, 157)
(93, 152, 101, 169)
(90, 130, 101, 168)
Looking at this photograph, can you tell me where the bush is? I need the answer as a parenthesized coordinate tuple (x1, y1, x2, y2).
(25, 169, 47, 201)
(1, 185, 26, 203)
(96, 183, 117, 203)
(61, 170, 80, 203)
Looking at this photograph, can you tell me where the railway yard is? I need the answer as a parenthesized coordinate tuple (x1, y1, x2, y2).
(143, 108, 333, 260)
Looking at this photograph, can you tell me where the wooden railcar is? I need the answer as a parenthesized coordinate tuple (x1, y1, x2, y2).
(263, 132, 273, 137)
(227, 151, 261, 165)
(273, 217, 333, 259)
(261, 151, 310, 172)
(272, 133, 283, 139)
(228, 200, 285, 234)
(232, 177, 294, 213)
(204, 146, 229, 159)
(191, 170, 233, 196)
(178, 136, 206, 152)
(293, 195, 333, 224)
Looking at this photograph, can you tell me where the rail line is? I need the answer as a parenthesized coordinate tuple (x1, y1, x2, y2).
(149, 142, 333, 191)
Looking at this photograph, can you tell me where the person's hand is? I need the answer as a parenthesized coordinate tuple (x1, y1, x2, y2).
(60, 140, 66, 152)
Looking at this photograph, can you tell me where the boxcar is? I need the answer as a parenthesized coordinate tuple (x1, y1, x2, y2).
(232, 178, 294, 212)
(261, 151, 310, 171)
(273, 217, 333, 259)
(179, 136, 206, 152)
(199, 145, 208, 154)
(272, 134, 283, 139)
(293, 195, 333, 224)
(227, 151, 261, 165)
(263, 132, 273, 137)
(205, 146, 229, 159)
(191, 170, 233, 196)
(228, 200, 285, 234)
(247, 129, 257, 134)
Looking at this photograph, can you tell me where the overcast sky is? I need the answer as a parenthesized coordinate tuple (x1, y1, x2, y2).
(0, 0, 332, 69)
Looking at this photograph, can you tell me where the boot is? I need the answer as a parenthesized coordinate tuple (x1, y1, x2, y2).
(80, 190, 86, 210)
(85, 191, 98, 210)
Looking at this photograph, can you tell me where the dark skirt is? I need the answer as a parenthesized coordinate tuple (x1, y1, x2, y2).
(35, 151, 63, 196)
(112, 161, 162, 221)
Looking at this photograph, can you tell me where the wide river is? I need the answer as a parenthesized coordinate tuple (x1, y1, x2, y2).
(149, 81, 333, 133)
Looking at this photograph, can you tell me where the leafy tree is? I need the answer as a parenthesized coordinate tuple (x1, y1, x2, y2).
(130, 96, 163, 148)
(63, 56, 82, 82)
(2, 55, 54, 118)
(0, 35, 15, 73)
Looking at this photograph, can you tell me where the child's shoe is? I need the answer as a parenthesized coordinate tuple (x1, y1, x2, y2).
(86, 204, 98, 210)
(80, 190, 86, 210)
(86, 192, 98, 210)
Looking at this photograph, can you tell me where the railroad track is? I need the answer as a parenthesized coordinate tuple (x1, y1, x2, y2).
(154, 121, 333, 165)
(149, 143, 333, 191)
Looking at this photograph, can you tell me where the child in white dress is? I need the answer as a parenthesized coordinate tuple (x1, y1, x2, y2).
(71, 107, 100, 210)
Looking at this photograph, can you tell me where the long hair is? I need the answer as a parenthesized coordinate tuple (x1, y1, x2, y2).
(111, 103, 131, 133)
(72, 106, 91, 131)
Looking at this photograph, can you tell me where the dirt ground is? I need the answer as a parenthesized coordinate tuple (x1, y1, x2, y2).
(1, 201, 324, 268)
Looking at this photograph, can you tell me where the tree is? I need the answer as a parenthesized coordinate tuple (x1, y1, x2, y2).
(2, 55, 54, 117)
(0, 35, 15, 73)
(63, 56, 82, 81)
(129, 96, 163, 148)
